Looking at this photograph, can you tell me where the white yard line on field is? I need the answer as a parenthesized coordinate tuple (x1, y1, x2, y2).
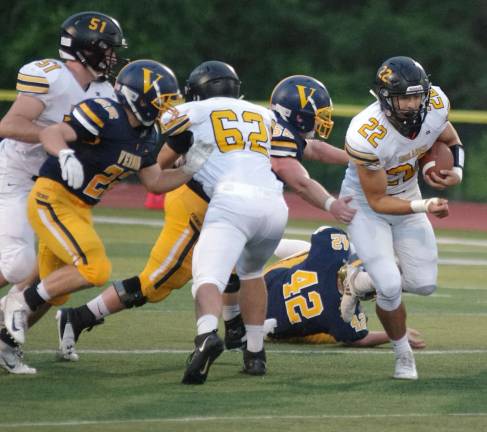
(2, 412, 487, 429)
(27, 348, 487, 355)
(93, 215, 487, 266)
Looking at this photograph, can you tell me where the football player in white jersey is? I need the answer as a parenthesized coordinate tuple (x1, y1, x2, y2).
(159, 61, 289, 384)
(0, 11, 127, 374)
(339, 56, 464, 380)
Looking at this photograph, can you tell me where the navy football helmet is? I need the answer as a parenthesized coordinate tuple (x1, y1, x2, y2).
(185, 60, 240, 101)
(270, 75, 334, 139)
(115, 60, 182, 127)
(375, 56, 431, 137)
(59, 11, 128, 79)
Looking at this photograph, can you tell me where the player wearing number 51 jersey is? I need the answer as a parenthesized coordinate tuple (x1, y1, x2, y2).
(0, 60, 197, 361)
(340, 56, 464, 380)
(0, 11, 125, 291)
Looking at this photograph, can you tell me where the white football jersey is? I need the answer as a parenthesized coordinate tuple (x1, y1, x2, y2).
(342, 85, 450, 198)
(0, 59, 116, 178)
(162, 97, 282, 197)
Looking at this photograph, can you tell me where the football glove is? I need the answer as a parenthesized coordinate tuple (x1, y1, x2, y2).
(58, 149, 84, 189)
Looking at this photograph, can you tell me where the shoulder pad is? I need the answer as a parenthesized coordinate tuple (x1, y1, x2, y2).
(429, 85, 450, 116)
(16, 59, 63, 94)
(71, 98, 114, 137)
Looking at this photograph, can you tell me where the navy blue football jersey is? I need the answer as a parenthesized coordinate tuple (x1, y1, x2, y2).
(269, 116, 307, 162)
(39, 98, 158, 205)
(265, 227, 368, 343)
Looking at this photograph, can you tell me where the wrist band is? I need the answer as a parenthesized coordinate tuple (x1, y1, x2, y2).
(410, 198, 440, 213)
(324, 195, 337, 211)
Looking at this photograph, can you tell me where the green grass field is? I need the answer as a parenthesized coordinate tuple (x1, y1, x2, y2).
(1, 208, 486, 432)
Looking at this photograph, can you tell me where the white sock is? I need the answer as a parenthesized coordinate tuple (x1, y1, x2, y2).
(391, 333, 411, 356)
(196, 314, 219, 335)
(36, 281, 52, 302)
(87, 295, 111, 320)
(245, 324, 264, 352)
(222, 305, 240, 321)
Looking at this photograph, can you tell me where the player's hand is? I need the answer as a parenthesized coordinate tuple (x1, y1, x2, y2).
(407, 328, 426, 350)
(182, 141, 214, 174)
(424, 169, 461, 189)
(427, 197, 449, 219)
(330, 196, 356, 224)
(58, 149, 84, 189)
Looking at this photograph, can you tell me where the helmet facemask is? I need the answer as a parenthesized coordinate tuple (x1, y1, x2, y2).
(314, 105, 334, 139)
(379, 86, 430, 138)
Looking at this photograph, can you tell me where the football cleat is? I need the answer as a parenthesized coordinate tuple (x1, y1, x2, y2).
(393, 351, 418, 380)
(1, 292, 30, 345)
(224, 314, 247, 350)
(242, 348, 266, 376)
(182, 331, 224, 385)
(339, 292, 359, 323)
(0, 339, 36, 375)
(56, 309, 79, 362)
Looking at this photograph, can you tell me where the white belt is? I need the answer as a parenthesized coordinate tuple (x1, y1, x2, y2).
(215, 182, 282, 199)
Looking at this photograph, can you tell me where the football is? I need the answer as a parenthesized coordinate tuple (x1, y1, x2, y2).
(419, 140, 454, 178)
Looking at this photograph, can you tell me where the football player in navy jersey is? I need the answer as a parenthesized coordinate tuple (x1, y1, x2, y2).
(0, 60, 202, 357)
(269, 75, 356, 224)
(224, 226, 425, 349)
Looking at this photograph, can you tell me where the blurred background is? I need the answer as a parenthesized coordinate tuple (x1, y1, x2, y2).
(2, 0, 486, 202)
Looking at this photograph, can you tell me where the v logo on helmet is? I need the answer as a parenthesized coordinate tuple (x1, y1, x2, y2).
(142, 68, 163, 94)
(296, 85, 316, 109)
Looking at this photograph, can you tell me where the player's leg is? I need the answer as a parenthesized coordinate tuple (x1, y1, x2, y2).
(393, 213, 438, 296)
(236, 193, 288, 375)
(58, 186, 209, 361)
(183, 211, 248, 384)
(347, 208, 416, 379)
(2, 181, 111, 346)
(0, 193, 37, 287)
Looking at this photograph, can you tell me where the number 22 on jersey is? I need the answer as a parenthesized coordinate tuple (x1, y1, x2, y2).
(210, 109, 270, 156)
(283, 270, 324, 323)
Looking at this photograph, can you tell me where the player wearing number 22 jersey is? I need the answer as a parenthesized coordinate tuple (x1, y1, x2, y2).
(265, 226, 368, 343)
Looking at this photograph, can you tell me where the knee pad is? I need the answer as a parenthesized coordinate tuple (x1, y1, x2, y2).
(375, 274, 402, 312)
(81, 258, 112, 286)
(0, 246, 36, 284)
(403, 284, 437, 296)
(114, 276, 147, 308)
(224, 274, 241, 293)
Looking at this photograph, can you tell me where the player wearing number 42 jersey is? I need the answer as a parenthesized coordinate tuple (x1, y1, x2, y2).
(340, 56, 464, 380)
(0, 60, 204, 366)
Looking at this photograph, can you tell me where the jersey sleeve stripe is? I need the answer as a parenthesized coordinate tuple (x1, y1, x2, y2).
(79, 103, 105, 128)
(270, 149, 297, 158)
(16, 83, 49, 94)
(160, 115, 191, 136)
(271, 140, 298, 150)
(17, 73, 49, 85)
(345, 143, 379, 162)
(72, 108, 100, 136)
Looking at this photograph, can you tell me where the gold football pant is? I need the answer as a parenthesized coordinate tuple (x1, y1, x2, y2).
(27, 178, 111, 305)
(139, 184, 208, 302)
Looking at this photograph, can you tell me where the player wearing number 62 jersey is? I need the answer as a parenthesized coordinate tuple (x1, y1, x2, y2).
(0, 60, 198, 358)
(339, 56, 463, 380)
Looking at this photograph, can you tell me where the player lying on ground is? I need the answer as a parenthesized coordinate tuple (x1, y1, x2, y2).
(223, 226, 425, 350)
